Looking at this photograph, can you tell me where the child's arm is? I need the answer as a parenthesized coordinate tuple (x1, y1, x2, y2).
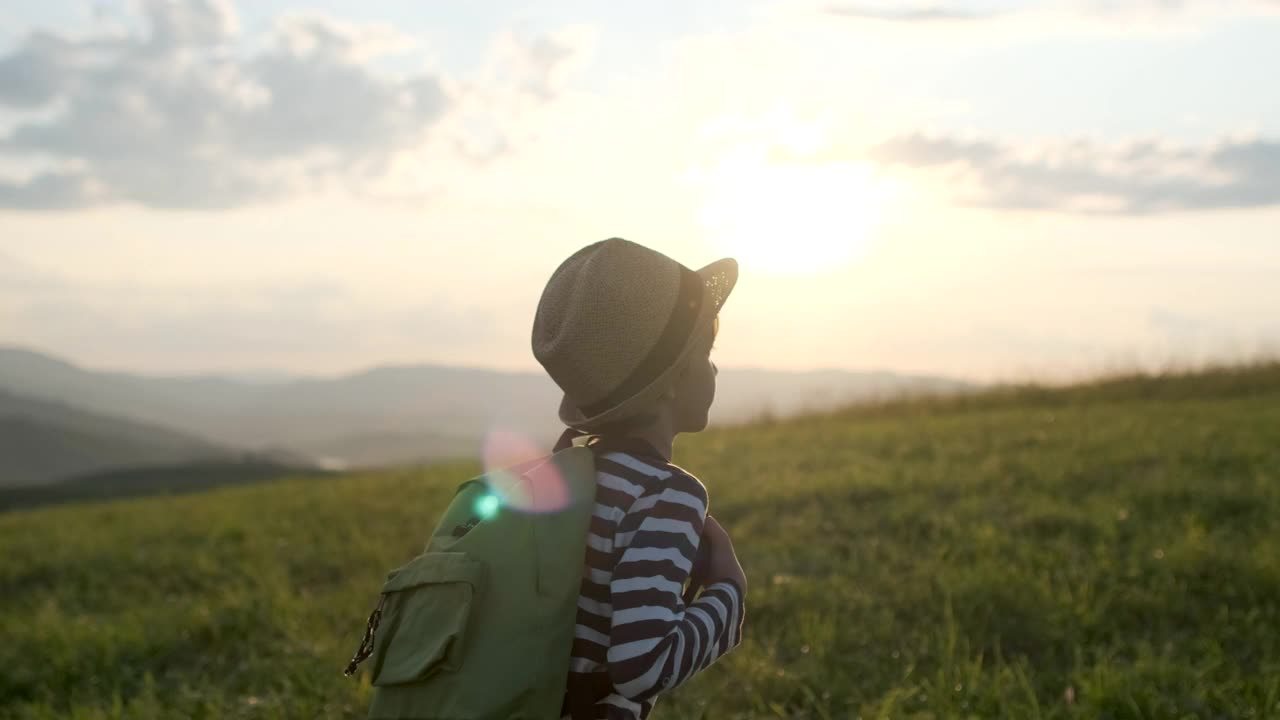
(605, 475, 746, 703)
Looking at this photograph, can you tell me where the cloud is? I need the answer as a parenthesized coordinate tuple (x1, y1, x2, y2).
(0, 172, 101, 209)
(822, 3, 1003, 22)
(0, 32, 74, 108)
(869, 133, 1280, 213)
(437, 25, 595, 165)
(820, 0, 1280, 24)
(501, 32, 582, 101)
(142, 0, 239, 49)
(0, 1, 588, 210)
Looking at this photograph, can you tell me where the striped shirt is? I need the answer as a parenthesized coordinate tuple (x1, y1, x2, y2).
(562, 437, 746, 719)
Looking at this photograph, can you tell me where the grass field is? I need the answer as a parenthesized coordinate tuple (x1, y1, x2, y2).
(2, 364, 1279, 719)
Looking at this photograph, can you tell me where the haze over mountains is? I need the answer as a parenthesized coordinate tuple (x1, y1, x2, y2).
(0, 347, 970, 487)
(0, 388, 228, 487)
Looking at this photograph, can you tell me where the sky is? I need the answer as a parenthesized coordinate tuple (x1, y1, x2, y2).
(1, 0, 1278, 382)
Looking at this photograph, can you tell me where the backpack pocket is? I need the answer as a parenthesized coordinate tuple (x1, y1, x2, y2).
(368, 552, 484, 687)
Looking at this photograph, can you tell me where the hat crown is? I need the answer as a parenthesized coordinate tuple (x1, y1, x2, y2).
(533, 239, 685, 409)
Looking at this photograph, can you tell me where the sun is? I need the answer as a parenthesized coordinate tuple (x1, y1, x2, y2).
(697, 155, 899, 275)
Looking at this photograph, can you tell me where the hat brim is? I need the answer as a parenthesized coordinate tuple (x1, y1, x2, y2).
(558, 257, 739, 430)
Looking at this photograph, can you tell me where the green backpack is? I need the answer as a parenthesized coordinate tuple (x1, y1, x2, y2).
(344, 443, 600, 719)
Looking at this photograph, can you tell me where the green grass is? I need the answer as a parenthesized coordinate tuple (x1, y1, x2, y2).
(3, 365, 1279, 719)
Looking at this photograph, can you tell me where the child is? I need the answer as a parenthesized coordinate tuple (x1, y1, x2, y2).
(531, 238, 749, 720)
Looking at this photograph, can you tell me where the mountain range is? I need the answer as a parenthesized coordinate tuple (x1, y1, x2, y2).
(0, 346, 971, 487)
(0, 387, 228, 487)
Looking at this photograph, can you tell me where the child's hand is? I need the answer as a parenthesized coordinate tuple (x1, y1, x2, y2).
(702, 515, 748, 597)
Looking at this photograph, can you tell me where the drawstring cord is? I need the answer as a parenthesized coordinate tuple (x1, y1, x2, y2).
(343, 594, 387, 677)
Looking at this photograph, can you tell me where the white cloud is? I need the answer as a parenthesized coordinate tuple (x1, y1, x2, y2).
(0, 1, 591, 210)
(820, 0, 1280, 24)
(822, 3, 1006, 22)
(870, 133, 1280, 213)
(142, 0, 239, 49)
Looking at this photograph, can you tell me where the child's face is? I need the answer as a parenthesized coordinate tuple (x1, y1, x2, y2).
(671, 322, 718, 433)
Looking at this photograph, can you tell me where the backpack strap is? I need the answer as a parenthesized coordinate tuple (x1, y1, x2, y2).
(555, 427, 612, 719)
(554, 427, 591, 452)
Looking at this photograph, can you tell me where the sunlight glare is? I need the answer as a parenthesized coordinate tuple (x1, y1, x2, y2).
(697, 155, 900, 275)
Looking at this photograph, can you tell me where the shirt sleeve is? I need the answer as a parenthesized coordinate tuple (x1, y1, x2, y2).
(604, 473, 746, 703)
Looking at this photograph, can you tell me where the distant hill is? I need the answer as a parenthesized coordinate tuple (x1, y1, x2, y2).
(0, 459, 332, 513)
(0, 389, 231, 487)
(0, 347, 971, 468)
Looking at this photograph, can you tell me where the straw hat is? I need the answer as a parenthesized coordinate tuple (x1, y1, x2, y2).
(532, 238, 738, 430)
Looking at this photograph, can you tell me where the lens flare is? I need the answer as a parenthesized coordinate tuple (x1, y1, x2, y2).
(474, 493, 501, 519)
(481, 426, 570, 514)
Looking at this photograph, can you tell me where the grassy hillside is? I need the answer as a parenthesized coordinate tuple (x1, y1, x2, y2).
(1, 365, 1278, 719)
(0, 389, 229, 487)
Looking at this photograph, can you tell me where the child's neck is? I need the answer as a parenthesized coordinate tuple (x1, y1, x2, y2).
(620, 416, 676, 463)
